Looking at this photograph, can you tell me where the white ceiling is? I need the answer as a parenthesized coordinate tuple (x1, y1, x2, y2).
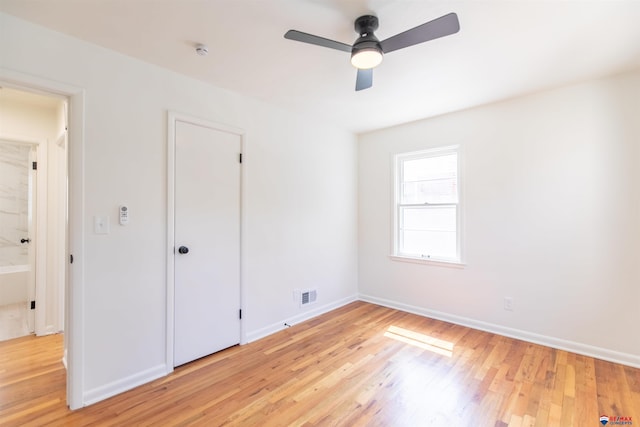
(2, 0, 640, 133)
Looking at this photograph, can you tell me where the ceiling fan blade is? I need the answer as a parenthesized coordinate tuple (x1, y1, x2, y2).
(380, 12, 460, 54)
(284, 30, 352, 52)
(355, 68, 373, 91)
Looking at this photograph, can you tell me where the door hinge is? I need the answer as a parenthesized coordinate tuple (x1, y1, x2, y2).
(70, 254, 74, 264)
(239, 153, 242, 164)
(32, 161, 37, 170)
(30, 300, 36, 310)
(239, 309, 242, 320)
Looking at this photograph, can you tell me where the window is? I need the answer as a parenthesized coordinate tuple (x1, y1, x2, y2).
(393, 146, 462, 264)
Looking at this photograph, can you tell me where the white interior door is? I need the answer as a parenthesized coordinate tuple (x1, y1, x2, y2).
(174, 119, 241, 367)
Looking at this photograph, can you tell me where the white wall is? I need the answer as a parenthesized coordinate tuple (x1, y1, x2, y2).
(358, 71, 640, 366)
(50, 101, 67, 334)
(1, 12, 358, 405)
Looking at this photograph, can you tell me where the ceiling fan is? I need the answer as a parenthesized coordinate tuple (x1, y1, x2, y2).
(284, 12, 460, 91)
(284, 13, 460, 91)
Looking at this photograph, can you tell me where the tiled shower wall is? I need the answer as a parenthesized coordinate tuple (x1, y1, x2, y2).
(0, 142, 30, 268)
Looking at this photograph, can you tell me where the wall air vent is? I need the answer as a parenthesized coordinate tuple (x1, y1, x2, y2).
(300, 289, 317, 307)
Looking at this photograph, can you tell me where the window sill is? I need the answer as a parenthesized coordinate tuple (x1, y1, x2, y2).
(389, 255, 466, 269)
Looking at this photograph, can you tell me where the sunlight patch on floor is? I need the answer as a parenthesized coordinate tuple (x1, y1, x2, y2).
(384, 325, 453, 357)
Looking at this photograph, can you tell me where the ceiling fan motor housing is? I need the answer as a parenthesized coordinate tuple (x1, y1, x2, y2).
(354, 15, 379, 35)
(351, 15, 383, 67)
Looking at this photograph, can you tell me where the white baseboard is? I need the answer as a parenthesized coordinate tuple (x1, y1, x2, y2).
(245, 294, 358, 343)
(80, 296, 357, 407)
(359, 294, 640, 369)
(82, 364, 168, 407)
(80, 292, 637, 408)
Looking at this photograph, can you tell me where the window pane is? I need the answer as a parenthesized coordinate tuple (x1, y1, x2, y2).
(401, 178, 457, 204)
(401, 206, 456, 231)
(400, 206, 457, 259)
(394, 147, 461, 263)
(401, 153, 457, 204)
(403, 154, 457, 182)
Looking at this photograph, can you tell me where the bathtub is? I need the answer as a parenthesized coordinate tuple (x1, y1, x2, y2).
(0, 265, 29, 305)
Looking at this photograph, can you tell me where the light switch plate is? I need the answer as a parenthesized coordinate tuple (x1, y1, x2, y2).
(94, 216, 110, 234)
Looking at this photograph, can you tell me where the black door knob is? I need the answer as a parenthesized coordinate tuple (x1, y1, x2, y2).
(20, 238, 31, 244)
(178, 246, 189, 254)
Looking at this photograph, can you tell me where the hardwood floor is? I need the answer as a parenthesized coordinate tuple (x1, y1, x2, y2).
(1, 301, 638, 426)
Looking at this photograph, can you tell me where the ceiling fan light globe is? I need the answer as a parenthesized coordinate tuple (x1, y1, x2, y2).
(351, 49, 383, 69)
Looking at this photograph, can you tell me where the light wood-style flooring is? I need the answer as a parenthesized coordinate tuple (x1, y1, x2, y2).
(1, 301, 638, 426)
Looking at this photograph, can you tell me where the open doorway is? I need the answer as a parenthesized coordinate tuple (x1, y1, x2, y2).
(0, 72, 84, 409)
(0, 86, 68, 341)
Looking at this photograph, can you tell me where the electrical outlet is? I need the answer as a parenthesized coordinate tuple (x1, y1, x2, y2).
(504, 297, 514, 311)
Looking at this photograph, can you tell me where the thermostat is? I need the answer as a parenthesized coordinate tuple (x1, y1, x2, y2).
(119, 205, 129, 225)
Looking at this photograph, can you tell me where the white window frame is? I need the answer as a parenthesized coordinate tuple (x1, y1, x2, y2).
(391, 145, 464, 267)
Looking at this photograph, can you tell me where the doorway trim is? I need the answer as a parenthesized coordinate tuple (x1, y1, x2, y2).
(0, 68, 86, 410)
(166, 111, 245, 371)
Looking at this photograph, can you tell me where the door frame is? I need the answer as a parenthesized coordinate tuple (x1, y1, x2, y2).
(166, 112, 245, 372)
(0, 69, 86, 410)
